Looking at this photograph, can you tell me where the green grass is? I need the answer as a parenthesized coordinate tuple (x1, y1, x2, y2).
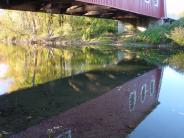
(127, 18, 184, 46)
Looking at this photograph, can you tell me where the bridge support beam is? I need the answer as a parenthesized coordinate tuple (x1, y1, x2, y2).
(117, 21, 125, 34)
(117, 20, 137, 34)
(117, 17, 164, 34)
(136, 17, 150, 32)
(148, 18, 165, 26)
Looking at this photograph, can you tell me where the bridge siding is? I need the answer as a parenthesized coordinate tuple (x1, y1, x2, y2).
(77, 0, 164, 18)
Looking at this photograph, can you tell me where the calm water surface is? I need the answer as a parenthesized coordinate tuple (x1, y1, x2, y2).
(0, 44, 184, 138)
(129, 66, 184, 138)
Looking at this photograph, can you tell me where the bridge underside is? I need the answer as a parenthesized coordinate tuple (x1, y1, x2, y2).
(0, 0, 153, 22)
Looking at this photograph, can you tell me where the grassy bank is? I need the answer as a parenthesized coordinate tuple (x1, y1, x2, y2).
(126, 18, 184, 47)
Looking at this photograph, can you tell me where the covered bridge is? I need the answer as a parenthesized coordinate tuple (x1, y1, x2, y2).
(0, 0, 165, 19)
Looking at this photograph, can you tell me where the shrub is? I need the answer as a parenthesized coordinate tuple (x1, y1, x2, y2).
(129, 24, 170, 44)
(127, 17, 184, 45)
(138, 25, 170, 44)
(169, 18, 184, 29)
(170, 27, 184, 46)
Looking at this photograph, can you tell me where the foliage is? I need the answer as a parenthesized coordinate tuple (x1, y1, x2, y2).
(81, 18, 117, 39)
(1, 44, 157, 134)
(0, 44, 120, 92)
(128, 24, 170, 44)
(136, 49, 168, 65)
(169, 18, 184, 29)
(128, 18, 184, 45)
(128, 47, 178, 65)
(168, 52, 184, 73)
(0, 10, 117, 41)
(170, 27, 184, 46)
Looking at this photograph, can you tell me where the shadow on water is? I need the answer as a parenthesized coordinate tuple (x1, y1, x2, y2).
(0, 44, 163, 138)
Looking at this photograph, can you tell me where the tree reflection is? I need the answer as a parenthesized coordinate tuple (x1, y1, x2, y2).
(0, 57, 156, 135)
(0, 44, 123, 94)
(168, 52, 184, 74)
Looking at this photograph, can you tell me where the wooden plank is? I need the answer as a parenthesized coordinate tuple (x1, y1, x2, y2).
(77, 0, 165, 18)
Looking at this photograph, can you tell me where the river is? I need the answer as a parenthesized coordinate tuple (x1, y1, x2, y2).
(0, 44, 183, 138)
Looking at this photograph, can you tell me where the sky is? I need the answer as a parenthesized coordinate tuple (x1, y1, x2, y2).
(166, 0, 184, 19)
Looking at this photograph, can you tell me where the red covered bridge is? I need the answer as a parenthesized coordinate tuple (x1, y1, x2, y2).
(0, 0, 165, 19)
(78, 0, 165, 18)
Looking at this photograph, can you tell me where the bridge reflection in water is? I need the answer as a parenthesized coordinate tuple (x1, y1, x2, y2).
(7, 65, 163, 138)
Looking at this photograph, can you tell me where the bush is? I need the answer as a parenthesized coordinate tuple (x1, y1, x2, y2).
(137, 25, 170, 44)
(127, 24, 171, 44)
(169, 18, 184, 29)
(170, 27, 184, 46)
(128, 17, 184, 45)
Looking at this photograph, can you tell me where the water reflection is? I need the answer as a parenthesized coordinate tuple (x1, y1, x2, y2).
(0, 79, 12, 95)
(0, 63, 9, 78)
(0, 44, 126, 95)
(10, 67, 163, 138)
(1, 44, 183, 138)
(168, 52, 184, 74)
(129, 67, 184, 138)
(0, 63, 12, 95)
(0, 45, 158, 137)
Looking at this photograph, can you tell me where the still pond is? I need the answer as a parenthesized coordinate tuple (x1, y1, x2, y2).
(0, 44, 184, 138)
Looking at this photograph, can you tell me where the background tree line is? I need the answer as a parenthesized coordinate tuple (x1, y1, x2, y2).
(0, 10, 117, 42)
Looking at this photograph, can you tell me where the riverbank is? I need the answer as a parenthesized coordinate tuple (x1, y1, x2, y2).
(0, 10, 117, 47)
(1, 10, 183, 49)
(124, 18, 184, 48)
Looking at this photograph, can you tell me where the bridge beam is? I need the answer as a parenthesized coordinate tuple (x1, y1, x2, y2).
(0, 0, 159, 34)
(117, 16, 159, 34)
(0, 0, 150, 21)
